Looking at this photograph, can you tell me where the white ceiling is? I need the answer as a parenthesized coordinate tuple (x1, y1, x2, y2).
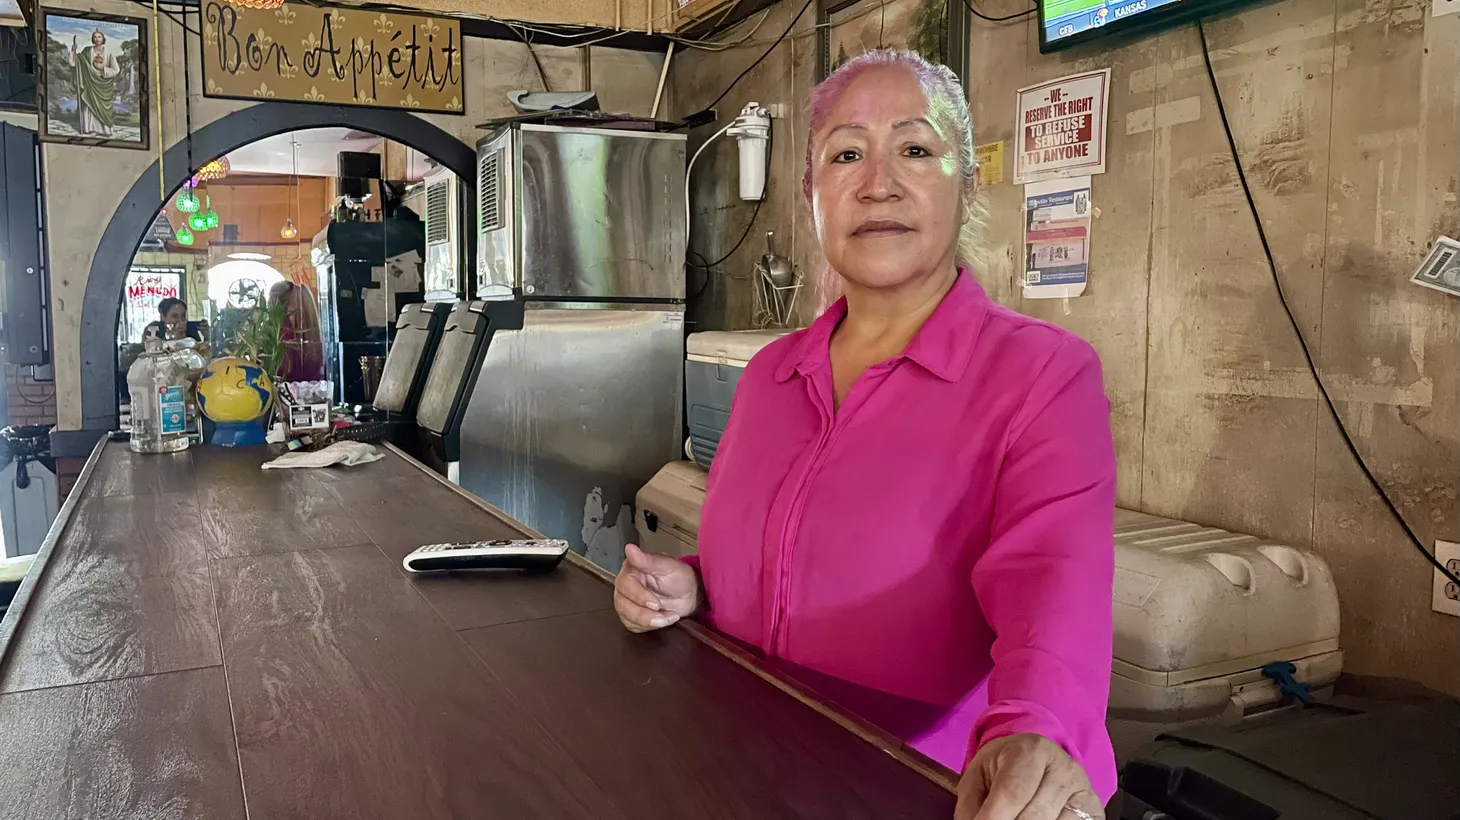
(224, 128, 438, 181)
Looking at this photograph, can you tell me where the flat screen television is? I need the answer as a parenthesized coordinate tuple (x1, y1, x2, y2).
(1039, 0, 1254, 52)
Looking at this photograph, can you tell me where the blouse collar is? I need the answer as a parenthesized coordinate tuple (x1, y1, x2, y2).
(773, 267, 990, 384)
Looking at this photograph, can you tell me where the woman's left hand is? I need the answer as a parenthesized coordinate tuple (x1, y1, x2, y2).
(954, 733, 1103, 820)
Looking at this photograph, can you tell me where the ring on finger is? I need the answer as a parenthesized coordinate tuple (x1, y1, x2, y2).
(1065, 808, 1096, 820)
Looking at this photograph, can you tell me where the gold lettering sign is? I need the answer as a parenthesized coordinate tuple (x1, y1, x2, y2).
(201, 1, 462, 114)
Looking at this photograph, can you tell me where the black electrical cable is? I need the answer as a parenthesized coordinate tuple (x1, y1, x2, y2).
(526, 43, 551, 92)
(15, 381, 56, 405)
(695, 197, 764, 271)
(687, 250, 714, 300)
(1161, 734, 1382, 819)
(509, 26, 551, 92)
(961, 0, 1038, 23)
(1197, 19, 1460, 588)
(686, 197, 764, 302)
(704, 0, 814, 114)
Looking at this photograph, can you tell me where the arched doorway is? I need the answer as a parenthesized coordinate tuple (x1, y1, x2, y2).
(79, 102, 475, 432)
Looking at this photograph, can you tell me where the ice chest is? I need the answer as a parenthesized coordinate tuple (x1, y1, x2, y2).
(1108, 509, 1342, 756)
(635, 461, 707, 557)
(685, 330, 790, 469)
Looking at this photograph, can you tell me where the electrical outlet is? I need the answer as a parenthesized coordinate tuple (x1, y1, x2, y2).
(765, 103, 786, 119)
(1434, 540, 1460, 617)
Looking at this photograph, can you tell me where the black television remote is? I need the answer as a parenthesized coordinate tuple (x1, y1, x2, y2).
(402, 539, 569, 573)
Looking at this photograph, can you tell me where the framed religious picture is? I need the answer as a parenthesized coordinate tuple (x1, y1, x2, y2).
(824, 0, 949, 77)
(37, 8, 150, 150)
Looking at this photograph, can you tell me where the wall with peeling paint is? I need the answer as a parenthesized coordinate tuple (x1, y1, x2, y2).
(672, 0, 1459, 693)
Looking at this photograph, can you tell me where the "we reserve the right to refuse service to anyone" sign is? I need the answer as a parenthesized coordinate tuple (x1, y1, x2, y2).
(1014, 69, 1111, 185)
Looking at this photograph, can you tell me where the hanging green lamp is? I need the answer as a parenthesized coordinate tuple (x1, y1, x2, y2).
(203, 196, 220, 229)
(175, 223, 195, 246)
(189, 210, 209, 231)
(175, 183, 200, 214)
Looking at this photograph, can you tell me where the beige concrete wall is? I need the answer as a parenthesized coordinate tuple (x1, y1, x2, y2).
(45, 0, 664, 430)
(971, 0, 1459, 694)
(670, 0, 1460, 693)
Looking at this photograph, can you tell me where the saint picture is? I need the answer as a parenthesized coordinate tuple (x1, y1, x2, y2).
(827, 0, 948, 72)
(38, 9, 149, 150)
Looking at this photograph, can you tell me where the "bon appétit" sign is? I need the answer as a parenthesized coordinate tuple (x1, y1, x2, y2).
(201, 0, 463, 115)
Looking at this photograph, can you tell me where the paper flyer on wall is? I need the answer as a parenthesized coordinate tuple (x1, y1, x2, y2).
(1024, 176, 1092, 300)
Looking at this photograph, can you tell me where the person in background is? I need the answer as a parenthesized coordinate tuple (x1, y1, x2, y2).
(268, 281, 326, 382)
(614, 50, 1116, 820)
(143, 297, 210, 357)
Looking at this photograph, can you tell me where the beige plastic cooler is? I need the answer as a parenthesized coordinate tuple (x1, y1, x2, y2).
(635, 461, 709, 558)
(1107, 509, 1342, 758)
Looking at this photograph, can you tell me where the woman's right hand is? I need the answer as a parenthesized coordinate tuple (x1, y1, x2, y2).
(614, 544, 701, 633)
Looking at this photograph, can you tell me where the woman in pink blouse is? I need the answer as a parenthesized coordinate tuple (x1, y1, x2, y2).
(615, 50, 1115, 820)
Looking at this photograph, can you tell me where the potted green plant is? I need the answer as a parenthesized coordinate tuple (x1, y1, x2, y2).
(230, 297, 290, 384)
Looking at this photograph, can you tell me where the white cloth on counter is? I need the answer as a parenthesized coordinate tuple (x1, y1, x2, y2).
(261, 441, 384, 470)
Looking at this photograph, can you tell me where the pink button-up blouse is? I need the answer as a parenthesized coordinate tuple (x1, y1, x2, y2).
(693, 270, 1117, 799)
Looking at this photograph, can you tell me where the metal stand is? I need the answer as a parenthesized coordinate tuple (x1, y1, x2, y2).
(753, 262, 803, 329)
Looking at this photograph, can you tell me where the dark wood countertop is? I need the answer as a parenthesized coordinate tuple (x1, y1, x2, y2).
(0, 439, 956, 819)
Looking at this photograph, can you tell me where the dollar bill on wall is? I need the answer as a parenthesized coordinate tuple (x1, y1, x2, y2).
(1409, 236, 1460, 297)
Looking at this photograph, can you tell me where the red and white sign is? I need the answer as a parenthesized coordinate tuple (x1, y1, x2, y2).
(126, 272, 180, 304)
(1014, 69, 1111, 185)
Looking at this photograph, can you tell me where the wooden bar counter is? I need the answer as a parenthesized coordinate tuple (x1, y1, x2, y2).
(0, 440, 957, 819)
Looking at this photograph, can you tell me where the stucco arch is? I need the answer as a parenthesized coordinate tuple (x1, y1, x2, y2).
(77, 102, 475, 432)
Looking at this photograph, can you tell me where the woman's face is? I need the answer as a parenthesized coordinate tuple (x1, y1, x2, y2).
(162, 303, 186, 328)
(810, 65, 965, 293)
